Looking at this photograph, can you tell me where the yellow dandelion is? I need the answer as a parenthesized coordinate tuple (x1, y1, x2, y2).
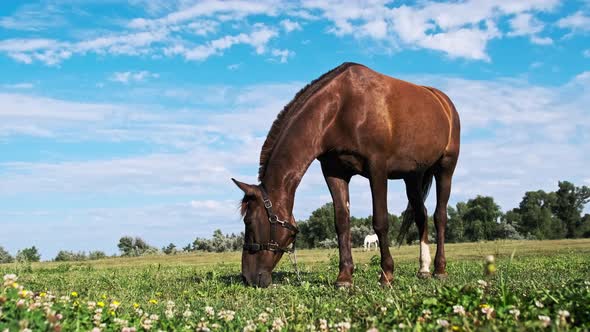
(479, 304, 489, 309)
(149, 299, 158, 305)
(40, 292, 47, 298)
(109, 310, 116, 316)
(452, 326, 460, 331)
(112, 300, 121, 306)
(71, 291, 78, 297)
(12, 282, 19, 288)
(97, 301, 105, 308)
(19, 290, 28, 298)
(101, 294, 107, 299)
(133, 303, 140, 309)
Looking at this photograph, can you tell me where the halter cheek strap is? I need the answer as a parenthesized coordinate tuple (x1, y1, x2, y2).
(242, 185, 299, 253)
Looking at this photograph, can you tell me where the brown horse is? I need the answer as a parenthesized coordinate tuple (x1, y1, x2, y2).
(233, 62, 460, 288)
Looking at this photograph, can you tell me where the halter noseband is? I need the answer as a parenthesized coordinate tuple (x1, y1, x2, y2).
(242, 185, 299, 254)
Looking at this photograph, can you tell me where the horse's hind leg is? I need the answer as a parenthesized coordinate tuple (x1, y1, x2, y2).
(433, 156, 457, 278)
(404, 174, 431, 279)
(368, 164, 394, 286)
(321, 162, 354, 288)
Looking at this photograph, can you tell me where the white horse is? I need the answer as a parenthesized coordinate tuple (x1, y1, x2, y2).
(364, 234, 379, 251)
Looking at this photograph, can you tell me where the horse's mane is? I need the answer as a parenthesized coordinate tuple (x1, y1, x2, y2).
(258, 62, 362, 181)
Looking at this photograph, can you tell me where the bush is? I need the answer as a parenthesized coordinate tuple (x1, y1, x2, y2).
(0, 246, 14, 264)
(54, 251, 87, 262)
(117, 236, 158, 257)
(88, 251, 107, 260)
(318, 238, 338, 249)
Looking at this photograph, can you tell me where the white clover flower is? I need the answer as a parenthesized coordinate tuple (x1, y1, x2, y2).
(258, 312, 269, 323)
(91, 328, 101, 332)
(558, 310, 570, 318)
(319, 319, 328, 331)
(453, 305, 465, 316)
(335, 321, 351, 332)
(218, 309, 236, 322)
(243, 320, 256, 332)
(422, 309, 432, 318)
(538, 315, 551, 327)
(183, 310, 193, 319)
(509, 308, 521, 319)
(3, 274, 17, 287)
(535, 300, 544, 308)
(477, 280, 488, 288)
(481, 306, 494, 319)
(149, 314, 159, 321)
(335, 308, 342, 314)
(165, 309, 174, 319)
(205, 306, 215, 317)
(271, 318, 285, 331)
(366, 328, 379, 332)
(266, 307, 274, 313)
(485, 255, 495, 263)
(398, 323, 406, 329)
(437, 319, 449, 328)
(380, 306, 387, 314)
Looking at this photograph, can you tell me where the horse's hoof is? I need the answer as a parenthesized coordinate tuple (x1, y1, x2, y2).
(335, 281, 353, 289)
(417, 271, 432, 279)
(433, 272, 448, 280)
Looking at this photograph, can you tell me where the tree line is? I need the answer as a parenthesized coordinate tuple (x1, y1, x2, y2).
(1, 181, 587, 262)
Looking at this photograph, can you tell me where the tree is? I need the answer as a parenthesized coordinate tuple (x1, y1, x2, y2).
(0, 246, 14, 264)
(162, 243, 177, 255)
(460, 196, 503, 242)
(298, 203, 337, 248)
(514, 190, 563, 239)
(16, 246, 41, 262)
(553, 181, 590, 238)
(117, 236, 157, 256)
(446, 205, 465, 243)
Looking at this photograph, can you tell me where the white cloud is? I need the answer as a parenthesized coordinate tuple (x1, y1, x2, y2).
(1, 82, 34, 89)
(110, 71, 159, 84)
(557, 11, 590, 32)
(271, 48, 295, 63)
(280, 19, 302, 32)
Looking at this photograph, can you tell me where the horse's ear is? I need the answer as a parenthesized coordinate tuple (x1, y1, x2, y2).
(231, 178, 257, 196)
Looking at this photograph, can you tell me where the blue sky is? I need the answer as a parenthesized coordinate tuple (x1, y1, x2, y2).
(0, 0, 589, 259)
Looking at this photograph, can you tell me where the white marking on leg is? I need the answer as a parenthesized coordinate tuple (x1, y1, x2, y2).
(419, 241, 431, 273)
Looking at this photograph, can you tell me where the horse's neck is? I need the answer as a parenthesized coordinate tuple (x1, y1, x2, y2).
(261, 111, 325, 213)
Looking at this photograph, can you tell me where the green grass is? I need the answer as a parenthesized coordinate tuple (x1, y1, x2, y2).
(1, 239, 589, 331)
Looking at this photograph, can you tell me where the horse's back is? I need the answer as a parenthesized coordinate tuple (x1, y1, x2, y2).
(326, 65, 455, 173)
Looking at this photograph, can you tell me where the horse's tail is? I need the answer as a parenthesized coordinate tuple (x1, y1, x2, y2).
(397, 173, 434, 246)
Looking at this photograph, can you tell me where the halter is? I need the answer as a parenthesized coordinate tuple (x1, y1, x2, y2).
(242, 185, 299, 254)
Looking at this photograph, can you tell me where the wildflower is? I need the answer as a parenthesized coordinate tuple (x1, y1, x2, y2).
(97, 301, 105, 308)
(380, 306, 387, 314)
(40, 292, 47, 298)
(477, 280, 488, 288)
(272, 318, 286, 331)
(87, 301, 97, 310)
(509, 308, 521, 320)
(319, 319, 328, 332)
(367, 328, 379, 332)
(141, 318, 153, 330)
(121, 328, 137, 332)
(335, 321, 351, 332)
(196, 320, 210, 332)
(558, 310, 570, 319)
(437, 319, 450, 328)
(538, 315, 551, 328)
(183, 310, 193, 318)
(453, 305, 465, 316)
(258, 312, 269, 323)
(149, 314, 159, 321)
(451, 326, 459, 331)
(133, 303, 140, 309)
(243, 320, 256, 332)
(535, 300, 544, 308)
(110, 301, 121, 310)
(149, 299, 158, 305)
(481, 306, 494, 319)
(91, 327, 101, 332)
(16, 299, 26, 308)
(398, 323, 406, 329)
(335, 308, 342, 314)
(422, 309, 432, 319)
(218, 309, 236, 322)
(3, 274, 17, 287)
(205, 306, 215, 317)
(71, 291, 78, 297)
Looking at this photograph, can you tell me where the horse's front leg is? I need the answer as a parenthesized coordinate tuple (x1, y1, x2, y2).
(369, 166, 394, 286)
(322, 164, 353, 288)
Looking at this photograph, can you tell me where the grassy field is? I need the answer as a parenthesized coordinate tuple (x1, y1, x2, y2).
(1, 239, 589, 331)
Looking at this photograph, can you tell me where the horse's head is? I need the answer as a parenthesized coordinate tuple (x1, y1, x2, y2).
(232, 178, 298, 287)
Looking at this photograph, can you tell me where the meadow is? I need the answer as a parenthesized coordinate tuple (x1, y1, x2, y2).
(1, 239, 589, 331)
